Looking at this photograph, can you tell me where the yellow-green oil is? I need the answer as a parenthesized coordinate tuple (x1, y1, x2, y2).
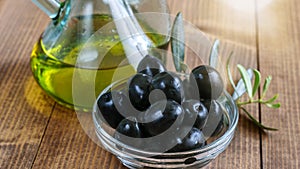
(30, 14, 169, 111)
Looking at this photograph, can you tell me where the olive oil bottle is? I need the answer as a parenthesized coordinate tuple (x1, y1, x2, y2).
(31, 14, 169, 111)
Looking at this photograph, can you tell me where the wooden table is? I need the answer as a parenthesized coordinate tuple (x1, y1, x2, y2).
(1, 0, 299, 168)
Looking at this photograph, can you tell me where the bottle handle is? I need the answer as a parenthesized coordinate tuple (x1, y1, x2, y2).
(104, 0, 153, 68)
(32, 0, 61, 19)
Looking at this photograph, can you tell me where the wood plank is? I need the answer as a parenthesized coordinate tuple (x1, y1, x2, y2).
(169, 0, 261, 168)
(0, 0, 54, 168)
(32, 104, 126, 169)
(257, 0, 300, 168)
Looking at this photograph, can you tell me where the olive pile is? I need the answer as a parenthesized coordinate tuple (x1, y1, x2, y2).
(97, 54, 225, 152)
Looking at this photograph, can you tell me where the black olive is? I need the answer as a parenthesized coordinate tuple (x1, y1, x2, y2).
(128, 73, 152, 111)
(182, 78, 200, 101)
(113, 90, 141, 118)
(137, 54, 166, 77)
(182, 99, 208, 129)
(169, 128, 206, 152)
(190, 65, 224, 100)
(202, 100, 224, 137)
(115, 118, 142, 137)
(114, 118, 143, 146)
(152, 71, 184, 104)
(97, 91, 124, 129)
(141, 100, 184, 136)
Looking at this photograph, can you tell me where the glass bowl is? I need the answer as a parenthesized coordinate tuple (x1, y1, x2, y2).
(73, 13, 239, 168)
(92, 77, 238, 169)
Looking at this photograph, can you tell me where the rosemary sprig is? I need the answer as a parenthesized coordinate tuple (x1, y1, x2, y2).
(227, 57, 281, 131)
(206, 39, 280, 131)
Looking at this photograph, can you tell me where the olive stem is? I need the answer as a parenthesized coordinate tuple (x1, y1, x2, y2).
(237, 98, 276, 107)
(237, 99, 260, 106)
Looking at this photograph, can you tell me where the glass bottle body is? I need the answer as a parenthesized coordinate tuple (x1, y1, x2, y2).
(30, 0, 171, 110)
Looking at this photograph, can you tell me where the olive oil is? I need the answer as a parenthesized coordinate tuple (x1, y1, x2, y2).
(31, 14, 169, 110)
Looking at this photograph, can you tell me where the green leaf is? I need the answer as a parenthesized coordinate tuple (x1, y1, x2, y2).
(209, 39, 220, 68)
(262, 76, 272, 98)
(237, 64, 253, 99)
(226, 53, 236, 89)
(266, 103, 281, 109)
(252, 69, 261, 97)
(171, 12, 185, 72)
(262, 94, 279, 104)
(240, 107, 278, 131)
(180, 63, 189, 73)
(232, 69, 253, 100)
